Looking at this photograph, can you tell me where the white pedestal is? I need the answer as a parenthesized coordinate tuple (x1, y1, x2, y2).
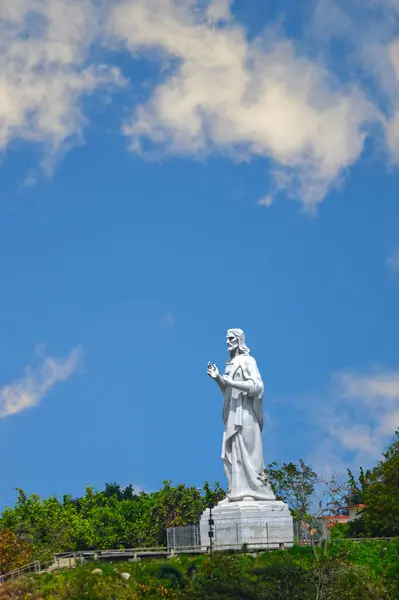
(200, 499, 293, 551)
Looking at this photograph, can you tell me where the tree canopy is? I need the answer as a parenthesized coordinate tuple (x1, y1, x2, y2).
(1, 432, 397, 572)
(0, 529, 32, 575)
(0, 481, 225, 563)
(263, 459, 319, 521)
(348, 430, 399, 538)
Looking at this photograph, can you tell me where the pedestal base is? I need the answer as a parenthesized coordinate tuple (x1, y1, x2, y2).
(200, 499, 293, 551)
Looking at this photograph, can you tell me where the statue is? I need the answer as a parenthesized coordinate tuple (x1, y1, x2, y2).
(207, 329, 275, 503)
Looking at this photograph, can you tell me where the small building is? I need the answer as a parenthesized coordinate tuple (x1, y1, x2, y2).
(320, 504, 366, 529)
(347, 504, 366, 520)
(322, 514, 350, 529)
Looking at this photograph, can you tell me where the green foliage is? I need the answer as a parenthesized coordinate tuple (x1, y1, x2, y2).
(253, 560, 309, 599)
(1, 543, 397, 600)
(348, 430, 399, 538)
(0, 481, 225, 559)
(1, 436, 398, 598)
(262, 459, 319, 521)
(329, 523, 351, 539)
(0, 529, 33, 575)
(0, 577, 41, 600)
(346, 466, 372, 505)
(156, 564, 187, 589)
(199, 481, 226, 507)
(189, 553, 258, 600)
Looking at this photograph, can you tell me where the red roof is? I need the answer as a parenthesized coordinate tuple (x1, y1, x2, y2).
(323, 515, 351, 528)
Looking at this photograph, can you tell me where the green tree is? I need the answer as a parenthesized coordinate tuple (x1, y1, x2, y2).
(0, 488, 97, 559)
(0, 529, 32, 575)
(200, 481, 226, 507)
(262, 459, 319, 521)
(346, 466, 372, 506)
(254, 561, 309, 600)
(350, 430, 399, 537)
(103, 482, 139, 501)
(0, 480, 228, 556)
(150, 481, 203, 545)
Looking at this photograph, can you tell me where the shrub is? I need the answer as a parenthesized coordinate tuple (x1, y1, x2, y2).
(0, 530, 33, 575)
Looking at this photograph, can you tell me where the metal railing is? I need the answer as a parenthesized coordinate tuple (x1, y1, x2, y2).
(0, 560, 41, 583)
(1, 536, 395, 584)
(0, 552, 81, 584)
(167, 524, 200, 552)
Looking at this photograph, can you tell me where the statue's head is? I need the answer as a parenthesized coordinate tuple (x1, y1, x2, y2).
(226, 329, 250, 356)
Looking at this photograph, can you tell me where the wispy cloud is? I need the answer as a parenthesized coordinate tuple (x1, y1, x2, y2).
(258, 195, 274, 208)
(109, 0, 376, 210)
(274, 365, 399, 478)
(308, 0, 399, 162)
(312, 367, 399, 473)
(0, 0, 122, 173)
(206, 0, 232, 23)
(3, 0, 399, 208)
(0, 346, 82, 419)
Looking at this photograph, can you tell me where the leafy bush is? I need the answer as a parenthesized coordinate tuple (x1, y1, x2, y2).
(0, 545, 397, 600)
(329, 522, 351, 539)
(347, 431, 399, 539)
(0, 529, 32, 575)
(253, 561, 309, 599)
(0, 481, 225, 558)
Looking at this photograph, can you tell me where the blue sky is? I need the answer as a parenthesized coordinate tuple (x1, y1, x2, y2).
(1, 0, 399, 510)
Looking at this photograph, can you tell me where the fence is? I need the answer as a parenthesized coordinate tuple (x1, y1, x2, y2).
(293, 519, 325, 543)
(167, 524, 201, 552)
(1, 536, 396, 584)
(167, 522, 313, 552)
(0, 561, 42, 584)
(0, 554, 80, 585)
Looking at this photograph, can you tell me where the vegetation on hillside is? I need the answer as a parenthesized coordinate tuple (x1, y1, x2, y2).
(0, 530, 32, 575)
(0, 542, 398, 600)
(0, 430, 397, 597)
(0, 481, 225, 564)
(346, 430, 399, 538)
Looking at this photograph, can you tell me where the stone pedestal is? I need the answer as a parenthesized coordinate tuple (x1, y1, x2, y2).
(200, 499, 293, 551)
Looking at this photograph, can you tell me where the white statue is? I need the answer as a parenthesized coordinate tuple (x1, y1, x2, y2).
(207, 329, 275, 503)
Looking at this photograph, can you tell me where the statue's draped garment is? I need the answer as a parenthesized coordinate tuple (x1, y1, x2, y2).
(221, 354, 275, 502)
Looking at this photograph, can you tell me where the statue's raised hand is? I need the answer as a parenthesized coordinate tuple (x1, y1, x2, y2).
(207, 362, 219, 379)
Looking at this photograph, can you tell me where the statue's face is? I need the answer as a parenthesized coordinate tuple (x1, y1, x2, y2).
(226, 333, 239, 354)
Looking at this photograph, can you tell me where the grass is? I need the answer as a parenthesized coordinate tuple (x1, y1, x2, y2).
(0, 541, 397, 599)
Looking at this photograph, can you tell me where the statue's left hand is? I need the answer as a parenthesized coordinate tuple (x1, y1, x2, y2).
(207, 362, 219, 379)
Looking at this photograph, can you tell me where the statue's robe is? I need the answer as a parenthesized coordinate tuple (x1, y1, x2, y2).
(221, 354, 275, 502)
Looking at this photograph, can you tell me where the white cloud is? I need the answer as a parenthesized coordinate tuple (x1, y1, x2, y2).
(206, 0, 232, 24)
(2, 0, 399, 207)
(389, 40, 399, 80)
(275, 365, 399, 478)
(317, 368, 399, 464)
(258, 194, 274, 207)
(109, 0, 376, 210)
(339, 370, 399, 402)
(308, 0, 399, 164)
(325, 422, 381, 454)
(0, 346, 82, 419)
(0, 0, 122, 171)
(309, 438, 349, 480)
(381, 41, 399, 160)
